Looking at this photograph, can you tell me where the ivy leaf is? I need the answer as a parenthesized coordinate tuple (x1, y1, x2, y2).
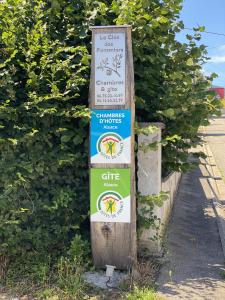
(158, 16, 168, 24)
(61, 134, 73, 143)
(160, 108, 175, 118)
(186, 58, 194, 66)
(198, 26, 205, 32)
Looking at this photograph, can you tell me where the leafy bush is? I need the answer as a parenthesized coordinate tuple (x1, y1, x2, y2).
(0, 0, 221, 274)
(0, 0, 91, 261)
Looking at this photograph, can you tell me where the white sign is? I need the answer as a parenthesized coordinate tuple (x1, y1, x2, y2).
(94, 33, 126, 105)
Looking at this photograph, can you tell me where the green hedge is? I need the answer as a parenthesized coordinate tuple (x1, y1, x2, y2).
(0, 0, 220, 262)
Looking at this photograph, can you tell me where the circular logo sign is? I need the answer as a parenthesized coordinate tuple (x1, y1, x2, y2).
(97, 191, 124, 219)
(97, 132, 124, 159)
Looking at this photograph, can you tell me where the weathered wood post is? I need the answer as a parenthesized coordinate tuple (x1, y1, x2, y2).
(89, 26, 136, 269)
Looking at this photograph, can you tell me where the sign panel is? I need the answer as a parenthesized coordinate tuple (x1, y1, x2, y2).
(90, 168, 130, 223)
(94, 32, 125, 105)
(91, 109, 131, 164)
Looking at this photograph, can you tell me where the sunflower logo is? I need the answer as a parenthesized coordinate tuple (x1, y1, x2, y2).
(97, 133, 124, 159)
(97, 191, 123, 218)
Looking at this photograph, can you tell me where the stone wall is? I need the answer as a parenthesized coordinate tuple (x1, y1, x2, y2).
(160, 171, 181, 235)
(137, 123, 181, 255)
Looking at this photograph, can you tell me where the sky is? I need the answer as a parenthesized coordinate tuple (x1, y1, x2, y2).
(177, 0, 225, 87)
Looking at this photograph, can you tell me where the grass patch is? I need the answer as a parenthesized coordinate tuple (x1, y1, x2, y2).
(2, 256, 162, 300)
(4, 256, 87, 300)
(2, 235, 91, 299)
(123, 287, 164, 300)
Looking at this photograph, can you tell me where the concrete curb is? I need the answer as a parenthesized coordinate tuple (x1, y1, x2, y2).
(202, 132, 225, 258)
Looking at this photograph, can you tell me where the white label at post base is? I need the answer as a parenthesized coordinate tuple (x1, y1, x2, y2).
(94, 32, 126, 105)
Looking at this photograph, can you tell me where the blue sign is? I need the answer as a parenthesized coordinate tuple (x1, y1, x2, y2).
(90, 109, 131, 164)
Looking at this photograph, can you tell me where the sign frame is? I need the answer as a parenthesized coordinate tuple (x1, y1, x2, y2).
(90, 168, 131, 223)
(90, 109, 131, 164)
(94, 31, 126, 106)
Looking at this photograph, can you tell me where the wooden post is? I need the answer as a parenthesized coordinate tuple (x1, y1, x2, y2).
(89, 26, 136, 270)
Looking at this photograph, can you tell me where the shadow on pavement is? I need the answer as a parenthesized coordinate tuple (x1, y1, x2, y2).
(157, 166, 225, 299)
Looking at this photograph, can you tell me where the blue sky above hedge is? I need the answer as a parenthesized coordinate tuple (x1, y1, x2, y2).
(178, 0, 225, 88)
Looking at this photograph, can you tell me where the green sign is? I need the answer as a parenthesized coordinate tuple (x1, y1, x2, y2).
(90, 168, 130, 223)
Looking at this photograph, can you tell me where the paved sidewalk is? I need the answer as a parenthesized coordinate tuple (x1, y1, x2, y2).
(204, 112, 225, 201)
(157, 167, 225, 299)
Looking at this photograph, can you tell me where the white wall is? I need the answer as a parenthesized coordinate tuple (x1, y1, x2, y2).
(137, 123, 181, 255)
